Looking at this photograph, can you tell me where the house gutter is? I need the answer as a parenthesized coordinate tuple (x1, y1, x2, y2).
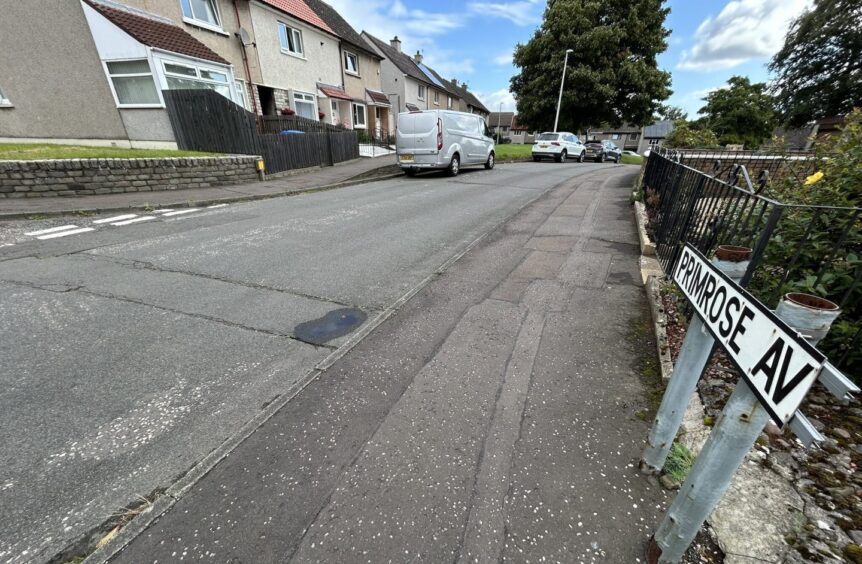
(233, 0, 259, 115)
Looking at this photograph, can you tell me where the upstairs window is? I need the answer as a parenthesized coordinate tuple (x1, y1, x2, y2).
(279, 23, 304, 56)
(344, 51, 359, 75)
(180, 0, 222, 30)
(105, 60, 160, 106)
(417, 84, 425, 100)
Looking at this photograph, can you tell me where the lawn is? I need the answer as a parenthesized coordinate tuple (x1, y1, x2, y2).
(494, 144, 533, 161)
(621, 154, 645, 165)
(0, 143, 218, 160)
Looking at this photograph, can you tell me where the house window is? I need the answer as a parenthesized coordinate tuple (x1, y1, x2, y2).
(235, 80, 248, 109)
(375, 107, 381, 119)
(0, 86, 11, 107)
(447, 96, 453, 109)
(180, 0, 222, 30)
(611, 133, 621, 140)
(163, 61, 231, 100)
(630, 132, 640, 140)
(433, 91, 439, 105)
(352, 103, 366, 128)
(344, 51, 359, 75)
(105, 59, 160, 106)
(293, 92, 316, 119)
(418, 84, 425, 100)
(279, 23, 304, 56)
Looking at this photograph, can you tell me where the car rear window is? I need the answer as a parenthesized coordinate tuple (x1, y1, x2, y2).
(537, 133, 558, 141)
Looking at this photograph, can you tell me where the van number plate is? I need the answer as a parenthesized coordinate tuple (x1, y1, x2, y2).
(399, 155, 415, 162)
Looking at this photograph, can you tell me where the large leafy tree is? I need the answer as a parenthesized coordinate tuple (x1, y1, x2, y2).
(769, 0, 862, 126)
(699, 76, 776, 149)
(510, 0, 672, 133)
(658, 105, 688, 123)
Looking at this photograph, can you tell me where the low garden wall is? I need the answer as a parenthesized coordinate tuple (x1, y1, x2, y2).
(0, 156, 260, 198)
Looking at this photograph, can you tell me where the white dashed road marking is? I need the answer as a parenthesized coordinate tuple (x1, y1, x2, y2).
(92, 214, 137, 224)
(36, 227, 95, 240)
(162, 209, 200, 216)
(111, 216, 156, 226)
(25, 225, 79, 236)
(152, 209, 174, 214)
(207, 204, 228, 208)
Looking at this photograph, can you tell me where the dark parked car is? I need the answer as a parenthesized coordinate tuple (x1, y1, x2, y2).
(584, 140, 622, 163)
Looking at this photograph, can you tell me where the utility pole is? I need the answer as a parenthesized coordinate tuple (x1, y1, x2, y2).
(553, 49, 573, 133)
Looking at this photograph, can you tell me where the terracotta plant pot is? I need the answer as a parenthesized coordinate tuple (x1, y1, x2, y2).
(714, 245, 752, 262)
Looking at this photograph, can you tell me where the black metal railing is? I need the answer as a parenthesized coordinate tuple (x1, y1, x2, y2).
(642, 147, 862, 380)
(357, 130, 396, 157)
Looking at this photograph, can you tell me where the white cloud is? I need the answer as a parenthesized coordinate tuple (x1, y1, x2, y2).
(467, 1, 541, 25)
(422, 49, 476, 77)
(677, 0, 811, 72)
(475, 88, 517, 112)
(493, 52, 513, 66)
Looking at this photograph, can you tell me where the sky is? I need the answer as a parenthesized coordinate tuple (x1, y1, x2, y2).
(327, 0, 813, 119)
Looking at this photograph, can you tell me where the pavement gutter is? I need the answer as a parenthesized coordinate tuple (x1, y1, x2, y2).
(79, 167, 582, 564)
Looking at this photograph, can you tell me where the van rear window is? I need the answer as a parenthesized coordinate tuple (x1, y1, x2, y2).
(537, 133, 559, 141)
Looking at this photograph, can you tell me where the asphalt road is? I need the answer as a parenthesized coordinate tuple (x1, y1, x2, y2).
(0, 162, 619, 562)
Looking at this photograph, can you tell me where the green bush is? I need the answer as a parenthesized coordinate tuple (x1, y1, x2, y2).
(664, 122, 719, 149)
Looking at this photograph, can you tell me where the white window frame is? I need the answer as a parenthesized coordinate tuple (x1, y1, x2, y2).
(417, 84, 425, 100)
(235, 80, 248, 110)
(352, 103, 366, 129)
(293, 91, 316, 119)
(433, 91, 439, 105)
(162, 60, 232, 101)
(279, 23, 305, 58)
(344, 50, 359, 75)
(104, 58, 163, 108)
(0, 86, 11, 107)
(179, 0, 226, 34)
(611, 133, 621, 140)
(447, 96, 453, 109)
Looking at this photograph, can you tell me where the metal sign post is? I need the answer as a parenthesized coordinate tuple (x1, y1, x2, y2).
(646, 244, 857, 563)
(641, 245, 751, 474)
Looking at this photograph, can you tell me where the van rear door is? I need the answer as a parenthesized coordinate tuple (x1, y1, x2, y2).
(396, 111, 439, 155)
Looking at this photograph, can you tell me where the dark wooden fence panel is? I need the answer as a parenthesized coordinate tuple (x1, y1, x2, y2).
(163, 90, 359, 174)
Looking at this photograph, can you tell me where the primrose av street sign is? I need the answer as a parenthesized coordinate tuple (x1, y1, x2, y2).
(673, 244, 826, 426)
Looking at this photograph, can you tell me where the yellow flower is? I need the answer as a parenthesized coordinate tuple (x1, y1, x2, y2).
(805, 171, 824, 185)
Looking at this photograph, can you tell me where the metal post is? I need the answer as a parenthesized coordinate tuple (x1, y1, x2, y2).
(649, 292, 841, 563)
(553, 49, 572, 133)
(641, 245, 751, 473)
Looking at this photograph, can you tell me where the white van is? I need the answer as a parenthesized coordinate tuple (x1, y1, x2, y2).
(396, 110, 495, 176)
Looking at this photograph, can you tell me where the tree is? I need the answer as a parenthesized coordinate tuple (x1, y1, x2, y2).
(510, 0, 672, 133)
(699, 76, 776, 149)
(769, 0, 862, 126)
(659, 105, 687, 123)
(663, 122, 719, 149)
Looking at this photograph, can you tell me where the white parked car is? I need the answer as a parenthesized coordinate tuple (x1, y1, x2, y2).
(396, 110, 495, 176)
(532, 132, 586, 163)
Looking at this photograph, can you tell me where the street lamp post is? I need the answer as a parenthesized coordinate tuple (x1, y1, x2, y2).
(553, 49, 573, 133)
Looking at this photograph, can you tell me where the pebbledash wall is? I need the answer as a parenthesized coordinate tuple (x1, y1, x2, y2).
(0, 156, 261, 198)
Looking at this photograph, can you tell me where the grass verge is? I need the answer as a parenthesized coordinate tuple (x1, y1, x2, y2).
(494, 144, 532, 161)
(0, 143, 218, 160)
(663, 441, 696, 482)
(621, 154, 644, 165)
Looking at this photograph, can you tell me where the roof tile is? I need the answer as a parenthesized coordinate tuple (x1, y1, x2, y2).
(259, 0, 334, 34)
(85, 0, 229, 65)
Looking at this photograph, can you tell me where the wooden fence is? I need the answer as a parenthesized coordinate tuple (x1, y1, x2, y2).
(163, 90, 359, 174)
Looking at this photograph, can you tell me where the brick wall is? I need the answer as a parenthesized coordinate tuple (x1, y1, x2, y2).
(0, 156, 261, 198)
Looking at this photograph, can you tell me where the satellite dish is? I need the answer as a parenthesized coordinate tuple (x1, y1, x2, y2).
(239, 27, 253, 46)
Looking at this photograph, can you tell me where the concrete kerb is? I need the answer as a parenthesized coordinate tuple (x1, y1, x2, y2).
(78, 165, 594, 564)
(0, 170, 405, 221)
(635, 218, 806, 562)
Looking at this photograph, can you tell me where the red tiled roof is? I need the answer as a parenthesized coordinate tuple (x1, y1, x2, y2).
(84, 0, 229, 65)
(366, 89, 390, 105)
(318, 85, 351, 100)
(259, 0, 334, 34)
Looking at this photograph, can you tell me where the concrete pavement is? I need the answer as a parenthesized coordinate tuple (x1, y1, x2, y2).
(0, 162, 625, 563)
(104, 163, 668, 563)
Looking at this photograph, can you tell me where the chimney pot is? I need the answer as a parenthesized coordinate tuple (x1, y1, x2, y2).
(413, 50, 423, 64)
(390, 36, 402, 52)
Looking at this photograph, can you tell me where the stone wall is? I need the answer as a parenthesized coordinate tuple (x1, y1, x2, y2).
(0, 156, 260, 198)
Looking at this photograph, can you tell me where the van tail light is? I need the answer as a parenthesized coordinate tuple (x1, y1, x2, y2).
(437, 119, 443, 151)
(551, 142, 560, 146)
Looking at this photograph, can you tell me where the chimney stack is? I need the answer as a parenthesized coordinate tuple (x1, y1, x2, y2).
(390, 36, 401, 52)
(414, 50, 423, 64)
